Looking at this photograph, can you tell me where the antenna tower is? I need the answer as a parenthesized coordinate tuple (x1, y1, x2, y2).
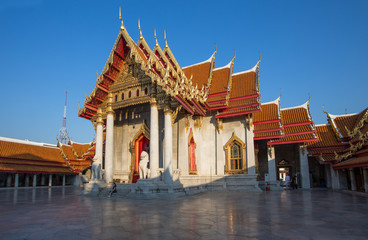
(57, 91, 69, 144)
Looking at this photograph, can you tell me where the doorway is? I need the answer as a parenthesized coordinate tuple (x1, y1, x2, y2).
(131, 134, 149, 183)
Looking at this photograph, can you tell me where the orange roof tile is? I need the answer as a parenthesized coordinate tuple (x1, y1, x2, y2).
(329, 113, 360, 138)
(254, 122, 282, 132)
(281, 106, 311, 125)
(0, 140, 74, 174)
(255, 130, 284, 139)
(308, 125, 346, 148)
(216, 105, 260, 118)
(209, 67, 230, 95)
(268, 102, 318, 145)
(270, 133, 318, 145)
(70, 142, 93, 158)
(230, 71, 257, 99)
(253, 100, 280, 123)
(183, 62, 212, 89)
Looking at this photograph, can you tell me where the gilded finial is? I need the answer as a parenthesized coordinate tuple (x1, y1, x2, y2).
(257, 51, 261, 65)
(214, 43, 217, 53)
(232, 49, 236, 62)
(164, 29, 168, 47)
(154, 28, 158, 46)
(119, 6, 124, 30)
(138, 18, 143, 39)
(85, 91, 88, 100)
(322, 105, 327, 114)
(307, 93, 311, 103)
(280, 88, 282, 98)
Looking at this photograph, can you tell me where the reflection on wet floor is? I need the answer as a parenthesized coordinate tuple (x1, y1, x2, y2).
(0, 188, 367, 240)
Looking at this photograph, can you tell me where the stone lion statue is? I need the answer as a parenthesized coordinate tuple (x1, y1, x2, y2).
(91, 155, 102, 180)
(139, 150, 150, 180)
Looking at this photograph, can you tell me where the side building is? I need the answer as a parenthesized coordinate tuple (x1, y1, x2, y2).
(308, 108, 368, 192)
(0, 137, 93, 188)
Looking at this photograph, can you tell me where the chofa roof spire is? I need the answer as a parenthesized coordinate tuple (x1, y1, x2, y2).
(119, 6, 124, 30)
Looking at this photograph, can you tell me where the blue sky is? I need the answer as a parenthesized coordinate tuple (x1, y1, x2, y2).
(0, 0, 367, 144)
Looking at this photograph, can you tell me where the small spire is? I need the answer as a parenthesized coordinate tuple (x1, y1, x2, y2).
(138, 18, 143, 39)
(307, 93, 311, 103)
(119, 6, 124, 30)
(154, 28, 158, 46)
(96, 70, 99, 83)
(322, 105, 327, 114)
(232, 49, 236, 62)
(279, 88, 282, 98)
(257, 51, 261, 65)
(164, 29, 168, 48)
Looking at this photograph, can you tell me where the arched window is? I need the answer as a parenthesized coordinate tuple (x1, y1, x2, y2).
(115, 95, 118, 102)
(121, 93, 124, 100)
(128, 91, 131, 98)
(224, 133, 247, 174)
(144, 88, 148, 95)
(230, 143, 242, 170)
(136, 89, 140, 97)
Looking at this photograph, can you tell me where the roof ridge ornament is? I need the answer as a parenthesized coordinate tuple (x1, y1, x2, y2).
(138, 18, 143, 40)
(322, 105, 327, 114)
(119, 6, 124, 30)
(154, 28, 158, 46)
(232, 49, 236, 64)
(164, 29, 168, 48)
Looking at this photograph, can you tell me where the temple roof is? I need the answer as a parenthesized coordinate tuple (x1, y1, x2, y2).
(268, 100, 318, 145)
(253, 97, 283, 140)
(182, 54, 214, 91)
(307, 124, 347, 163)
(305, 107, 368, 168)
(215, 62, 261, 118)
(333, 155, 368, 169)
(0, 137, 92, 174)
(79, 10, 263, 121)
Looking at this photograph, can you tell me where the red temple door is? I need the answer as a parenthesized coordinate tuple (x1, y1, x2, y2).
(132, 134, 149, 183)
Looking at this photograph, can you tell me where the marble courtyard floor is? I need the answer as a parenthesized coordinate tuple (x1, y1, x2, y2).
(0, 187, 367, 240)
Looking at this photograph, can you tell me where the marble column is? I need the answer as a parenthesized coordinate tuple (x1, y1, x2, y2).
(349, 168, 357, 191)
(164, 104, 173, 184)
(105, 93, 115, 183)
(14, 173, 19, 188)
(25, 174, 30, 187)
(48, 174, 53, 187)
(6, 174, 12, 187)
(62, 175, 66, 186)
(363, 168, 368, 193)
(150, 98, 159, 179)
(33, 174, 37, 187)
(95, 108, 104, 162)
(299, 145, 311, 188)
(246, 119, 256, 174)
(41, 174, 46, 186)
(267, 145, 277, 182)
(330, 164, 340, 190)
(324, 164, 332, 188)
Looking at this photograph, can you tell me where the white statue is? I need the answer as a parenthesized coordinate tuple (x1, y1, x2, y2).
(91, 155, 102, 180)
(139, 150, 150, 179)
